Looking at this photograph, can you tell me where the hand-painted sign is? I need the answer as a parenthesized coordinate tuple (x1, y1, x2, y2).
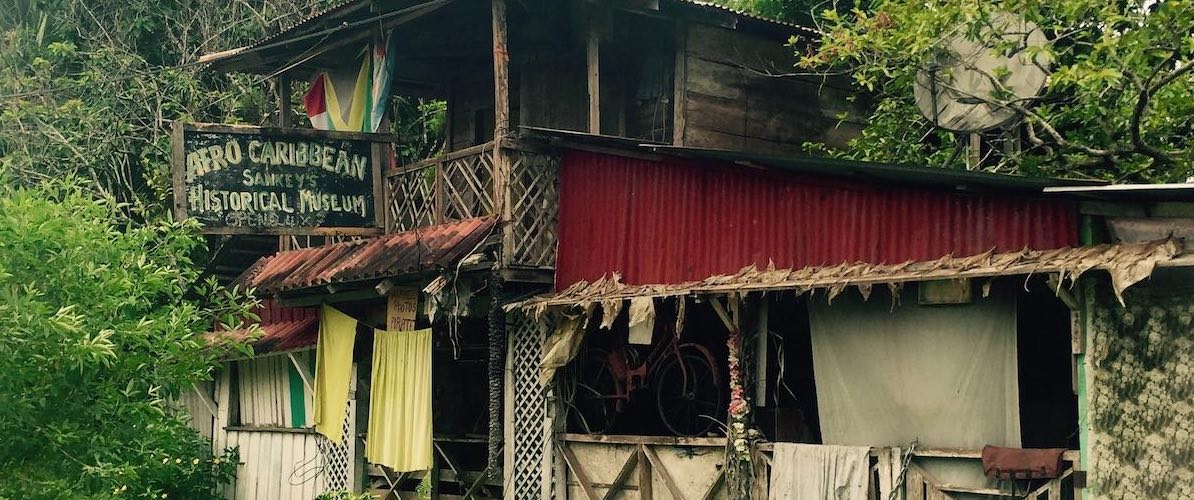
(172, 123, 389, 235)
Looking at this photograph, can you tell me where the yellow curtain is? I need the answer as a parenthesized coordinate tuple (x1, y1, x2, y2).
(366, 328, 433, 472)
(314, 305, 358, 443)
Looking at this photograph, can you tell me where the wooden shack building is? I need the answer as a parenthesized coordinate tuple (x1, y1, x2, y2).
(188, 1, 865, 498)
(180, 1, 1194, 499)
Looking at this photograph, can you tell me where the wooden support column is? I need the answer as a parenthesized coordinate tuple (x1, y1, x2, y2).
(587, 25, 601, 134)
(637, 447, 653, 499)
(754, 298, 769, 405)
(491, 0, 510, 139)
(491, 0, 512, 266)
(672, 22, 687, 145)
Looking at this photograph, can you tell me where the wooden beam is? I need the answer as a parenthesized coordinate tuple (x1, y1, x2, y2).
(286, 352, 315, 397)
(558, 443, 600, 500)
(491, 0, 510, 138)
(699, 467, 725, 500)
(602, 450, 640, 500)
(587, 24, 601, 134)
(191, 383, 218, 417)
(640, 446, 684, 500)
(708, 296, 737, 334)
(637, 448, 652, 500)
(560, 433, 726, 447)
(754, 298, 768, 405)
(672, 22, 687, 145)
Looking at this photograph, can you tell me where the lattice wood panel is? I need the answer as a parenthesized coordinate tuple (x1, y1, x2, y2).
(386, 167, 436, 232)
(441, 150, 496, 222)
(510, 313, 548, 499)
(505, 149, 559, 268)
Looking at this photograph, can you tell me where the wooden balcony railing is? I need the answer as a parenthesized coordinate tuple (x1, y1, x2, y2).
(386, 141, 497, 233)
(384, 139, 559, 270)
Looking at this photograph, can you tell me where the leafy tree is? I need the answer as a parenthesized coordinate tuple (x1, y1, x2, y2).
(792, 0, 1194, 182)
(0, 0, 322, 217)
(0, 177, 259, 498)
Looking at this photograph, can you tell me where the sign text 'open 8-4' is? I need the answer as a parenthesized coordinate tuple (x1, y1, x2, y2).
(172, 123, 390, 235)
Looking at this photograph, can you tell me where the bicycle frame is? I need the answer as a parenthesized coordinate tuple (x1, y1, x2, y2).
(601, 326, 721, 413)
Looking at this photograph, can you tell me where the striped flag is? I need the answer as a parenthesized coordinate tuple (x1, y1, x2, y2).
(303, 31, 398, 133)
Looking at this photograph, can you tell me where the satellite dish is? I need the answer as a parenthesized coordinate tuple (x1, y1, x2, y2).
(914, 13, 1051, 132)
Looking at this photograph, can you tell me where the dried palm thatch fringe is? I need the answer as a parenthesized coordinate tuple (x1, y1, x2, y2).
(510, 239, 1184, 318)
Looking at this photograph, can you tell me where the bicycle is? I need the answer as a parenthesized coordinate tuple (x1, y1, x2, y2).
(565, 324, 725, 437)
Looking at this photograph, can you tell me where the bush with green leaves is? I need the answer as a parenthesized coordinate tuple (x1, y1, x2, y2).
(0, 178, 257, 499)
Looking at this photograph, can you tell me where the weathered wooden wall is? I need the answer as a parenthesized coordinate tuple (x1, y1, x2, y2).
(235, 354, 311, 428)
(203, 354, 359, 499)
(519, 56, 589, 132)
(449, 76, 498, 152)
(221, 429, 331, 499)
(560, 436, 729, 500)
(678, 23, 863, 154)
(178, 381, 216, 441)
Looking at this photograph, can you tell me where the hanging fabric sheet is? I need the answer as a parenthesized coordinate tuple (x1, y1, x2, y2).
(314, 305, 358, 443)
(769, 443, 870, 500)
(808, 286, 1020, 489)
(304, 31, 398, 132)
(366, 328, 434, 472)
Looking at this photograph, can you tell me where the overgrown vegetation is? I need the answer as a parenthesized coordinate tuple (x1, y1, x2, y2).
(724, 0, 1194, 182)
(0, 1, 322, 497)
(0, 178, 258, 498)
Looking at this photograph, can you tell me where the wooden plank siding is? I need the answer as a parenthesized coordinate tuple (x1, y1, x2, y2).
(207, 354, 355, 499)
(226, 428, 329, 499)
(680, 23, 864, 154)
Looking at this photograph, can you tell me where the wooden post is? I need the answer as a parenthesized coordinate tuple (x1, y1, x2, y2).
(672, 22, 687, 145)
(587, 25, 601, 134)
(754, 298, 768, 405)
(491, 0, 510, 139)
(491, 0, 511, 267)
(637, 447, 653, 499)
(278, 75, 293, 128)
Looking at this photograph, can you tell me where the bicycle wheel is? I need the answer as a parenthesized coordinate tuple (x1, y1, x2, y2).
(655, 346, 724, 436)
(569, 348, 619, 434)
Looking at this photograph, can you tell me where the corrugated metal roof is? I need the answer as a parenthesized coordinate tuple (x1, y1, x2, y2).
(517, 128, 1104, 192)
(238, 0, 365, 53)
(515, 239, 1184, 312)
(209, 299, 319, 354)
(199, 0, 812, 70)
(238, 216, 497, 294)
(1044, 184, 1194, 202)
(670, 0, 816, 33)
(555, 149, 1081, 288)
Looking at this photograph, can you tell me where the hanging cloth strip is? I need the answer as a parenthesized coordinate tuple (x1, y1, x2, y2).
(366, 328, 434, 472)
(303, 31, 398, 132)
(313, 305, 358, 443)
(768, 443, 870, 500)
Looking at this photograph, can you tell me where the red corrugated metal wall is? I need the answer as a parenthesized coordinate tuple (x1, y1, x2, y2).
(555, 150, 1078, 288)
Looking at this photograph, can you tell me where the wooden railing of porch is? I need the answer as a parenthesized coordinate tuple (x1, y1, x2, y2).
(384, 139, 559, 271)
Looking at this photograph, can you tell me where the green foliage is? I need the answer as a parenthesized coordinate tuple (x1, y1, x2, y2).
(0, 0, 317, 217)
(0, 177, 258, 498)
(799, 0, 1194, 182)
(717, 0, 821, 21)
(391, 97, 448, 165)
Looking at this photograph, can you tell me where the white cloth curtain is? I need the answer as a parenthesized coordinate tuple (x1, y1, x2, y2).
(808, 287, 1020, 488)
(769, 443, 870, 500)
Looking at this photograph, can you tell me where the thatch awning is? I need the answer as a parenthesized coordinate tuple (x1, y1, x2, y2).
(511, 239, 1185, 316)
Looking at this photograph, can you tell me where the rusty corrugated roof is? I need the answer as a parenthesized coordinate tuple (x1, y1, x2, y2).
(209, 299, 319, 354)
(238, 216, 497, 294)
